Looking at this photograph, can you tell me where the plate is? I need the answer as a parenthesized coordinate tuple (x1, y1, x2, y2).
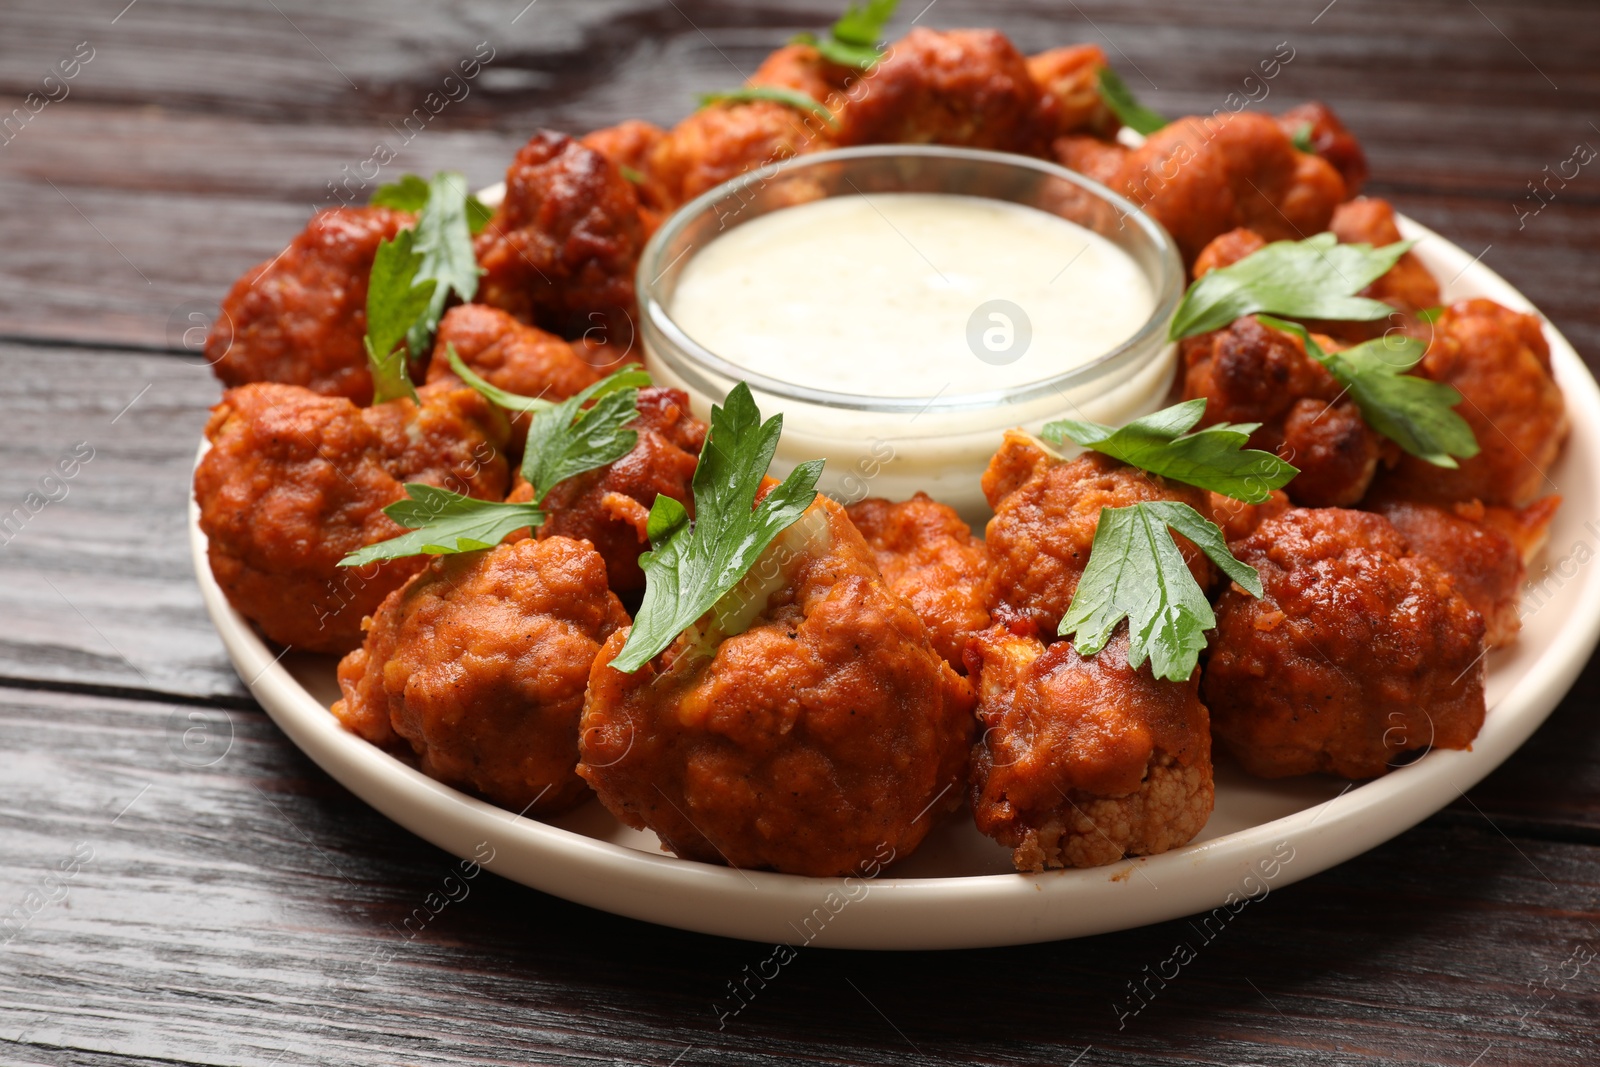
(190, 215, 1600, 949)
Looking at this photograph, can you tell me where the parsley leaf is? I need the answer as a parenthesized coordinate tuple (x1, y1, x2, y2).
(370, 174, 431, 212)
(520, 369, 651, 503)
(1417, 305, 1445, 324)
(618, 165, 646, 185)
(363, 228, 435, 404)
(1257, 316, 1479, 469)
(404, 172, 483, 359)
(1061, 502, 1262, 682)
(1043, 398, 1298, 504)
(444, 345, 558, 413)
(1290, 121, 1316, 154)
(1096, 67, 1167, 136)
(609, 382, 825, 674)
(698, 86, 839, 129)
(792, 0, 899, 70)
(1169, 232, 1414, 340)
(338, 484, 545, 567)
(465, 193, 493, 236)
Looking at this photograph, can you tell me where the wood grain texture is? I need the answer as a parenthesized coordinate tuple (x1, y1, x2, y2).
(0, 686, 1595, 1067)
(1, 0, 1598, 1064)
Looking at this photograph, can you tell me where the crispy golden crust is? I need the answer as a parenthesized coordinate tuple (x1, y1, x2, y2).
(510, 386, 706, 594)
(1278, 101, 1369, 196)
(1027, 44, 1119, 139)
(1111, 111, 1346, 264)
(646, 100, 831, 209)
(207, 206, 414, 404)
(475, 130, 646, 342)
(194, 381, 510, 653)
(1376, 299, 1567, 508)
(968, 626, 1213, 871)
(982, 435, 1216, 636)
(1370, 499, 1527, 648)
(835, 28, 1054, 155)
(1208, 489, 1292, 543)
(1204, 508, 1487, 779)
(578, 496, 975, 877)
(1181, 316, 1386, 507)
(846, 493, 991, 670)
(332, 537, 629, 814)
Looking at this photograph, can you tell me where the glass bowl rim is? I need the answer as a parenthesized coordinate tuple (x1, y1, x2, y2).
(636, 143, 1183, 416)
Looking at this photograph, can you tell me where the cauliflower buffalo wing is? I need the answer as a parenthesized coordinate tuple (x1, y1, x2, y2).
(332, 536, 629, 814)
(846, 493, 991, 670)
(506, 386, 707, 595)
(1027, 44, 1119, 140)
(1204, 508, 1487, 779)
(475, 130, 646, 343)
(1181, 315, 1387, 507)
(982, 432, 1216, 636)
(1376, 299, 1567, 508)
(207, 206, 414, 404)
(195, 381, 510, 653)
(578, 496, 974, 877)
(968, 625, 1213, 870)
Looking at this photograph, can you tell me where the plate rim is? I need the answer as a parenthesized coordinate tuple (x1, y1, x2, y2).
(190, 213, 1600, 949)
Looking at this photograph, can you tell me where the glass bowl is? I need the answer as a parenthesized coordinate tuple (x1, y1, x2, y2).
(635, 144, 1184, 522)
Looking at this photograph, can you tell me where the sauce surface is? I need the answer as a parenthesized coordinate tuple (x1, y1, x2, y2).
(669, 193, 1154, 398)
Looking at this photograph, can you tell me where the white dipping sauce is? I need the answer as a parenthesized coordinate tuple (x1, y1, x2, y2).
(669, 193, 1154, 398)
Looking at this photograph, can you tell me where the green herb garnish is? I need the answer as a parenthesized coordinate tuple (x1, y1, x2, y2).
(792, 0, 899, 70)
(697, 86, 839, 129)
(1256, 316, 1478, 469)
(402, 172, 484, 358)
(338, 484, 546, 567)
(610, 382, 824, 674)
(445, 347, 651, 500)
(1043, 399, 1297, 504)
(373, 172, 493, 235)
(1061, 502, 1263, 682)
(363, 228, 435, 404)
(1169, 232, 1413, 341)
(1290, 121, 1316, 154)
(339, 365, 653, 566)
(1417, 305, 1445, 324)
(1096, 67, 1167, 136)
(618, 165, 646, 185)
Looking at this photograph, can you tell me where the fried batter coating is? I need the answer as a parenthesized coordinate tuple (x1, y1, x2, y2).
(750, 41, 859, 104)
(1370, 499, 1532, 648)
(982, 433, 1216, 636)
(582, 119, 670, 224)
(579, 496, 975, 877)
(835, 28, 1053, 155)
(1181, 316, 1386, 506)
(1112, 111, 1346, 264)
(646, 100, 831, 209)
(1330, 197, 1439, 315)
(332, 537, 629, 814)
(1191, 227, 1265, 279)
(1377, 299, 1567, 507)
(507, 386, 706, 594)
(424, 303, 600, 450)
(1027, 44, 1119, 139)
(195, 381, 510, 654)
(1205, 508, 1487, 779)
(846, 493, 991, 670)
(1208, 489, 1291, 543)
(1278, 101, 1369, 196)
(475, 130, 645, 341)
(968, 626, 1212, 870)
(207, 206, 414, 404)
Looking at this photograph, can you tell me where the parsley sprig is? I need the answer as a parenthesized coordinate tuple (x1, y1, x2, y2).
(362, 172, 487, 403)
(1169, 232, 1413, 341)
(698, 86, 839, 128)
(792, 0, 899, 70)
(338, 366, 651, 567)
(1256, 317, 1478, 469)
(1043, 399, 1297, 504)
(1061, 502, 1263, 682)
(1096, 68, 1167, 136)
(609, 383, 824, 674)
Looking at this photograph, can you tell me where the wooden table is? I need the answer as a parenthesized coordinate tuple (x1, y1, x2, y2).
(2, 1, 1597, 1063)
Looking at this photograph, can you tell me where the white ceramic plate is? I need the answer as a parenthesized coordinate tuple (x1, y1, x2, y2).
(191, 216, 1600, 949)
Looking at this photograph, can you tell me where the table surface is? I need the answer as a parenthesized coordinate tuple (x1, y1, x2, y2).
(3, 1, 1598, 1064)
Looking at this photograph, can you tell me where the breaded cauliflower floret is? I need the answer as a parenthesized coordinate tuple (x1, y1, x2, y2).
(968, 626, 1213, 871)
(332, 536, 629, 815)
